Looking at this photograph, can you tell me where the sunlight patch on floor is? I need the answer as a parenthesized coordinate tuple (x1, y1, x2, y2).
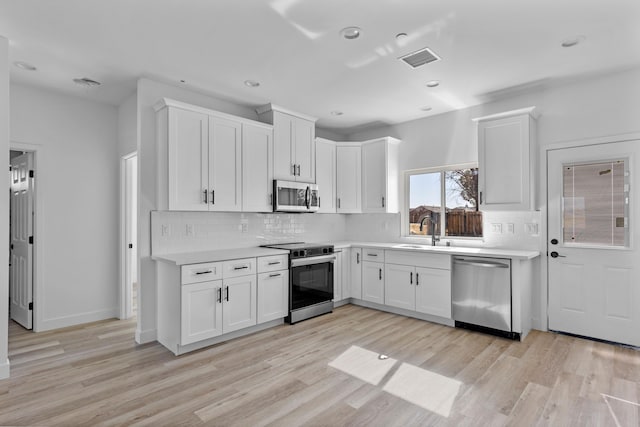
(328, 345, 397, 385)
(602, 393, 640, 427)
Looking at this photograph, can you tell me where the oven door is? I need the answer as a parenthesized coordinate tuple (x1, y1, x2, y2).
(290, 255, 334, 310)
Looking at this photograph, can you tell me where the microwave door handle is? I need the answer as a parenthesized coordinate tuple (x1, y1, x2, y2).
(305, 186, 310, 209)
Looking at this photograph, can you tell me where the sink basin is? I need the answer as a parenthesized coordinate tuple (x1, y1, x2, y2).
(392, 243, 431, 249)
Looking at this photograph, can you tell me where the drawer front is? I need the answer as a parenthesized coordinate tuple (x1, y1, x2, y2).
(362, 248, 385, 262)
(257, 254, 289, 273)
(385, 250, 450, 270)
(181, 262, 223, 284)
(223, 258, 257, 278)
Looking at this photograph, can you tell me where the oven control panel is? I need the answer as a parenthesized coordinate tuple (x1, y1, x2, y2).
(291, 246, 334, 259)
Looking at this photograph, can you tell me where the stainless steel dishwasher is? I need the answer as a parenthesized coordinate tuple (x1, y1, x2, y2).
(452, 256, 517, 339)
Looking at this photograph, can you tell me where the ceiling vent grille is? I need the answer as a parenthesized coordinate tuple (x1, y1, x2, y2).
(398, 47, 440, 68)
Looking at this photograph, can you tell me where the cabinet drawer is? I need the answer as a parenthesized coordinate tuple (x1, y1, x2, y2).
(181, 262, 223, 285)
(223, 258, 257, 278)
(385, 250, 450, 270)
(257, 254, 289, 273)
(362, 248, 385, 262)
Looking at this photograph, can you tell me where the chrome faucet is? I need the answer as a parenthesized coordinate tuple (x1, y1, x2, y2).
(419, 216, 441, 246)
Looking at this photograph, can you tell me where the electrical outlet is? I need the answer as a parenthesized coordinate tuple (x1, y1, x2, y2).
(525, 223, 539, 234)
(507, 223, 515, 234)
(185, 224, 194, 236)
(491, 223, 502, 233)
(241, 223, 248, 233)
(161, 224, 170, 236)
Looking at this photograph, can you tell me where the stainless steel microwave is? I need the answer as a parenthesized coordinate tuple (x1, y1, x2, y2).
(273, 180, 320, 212)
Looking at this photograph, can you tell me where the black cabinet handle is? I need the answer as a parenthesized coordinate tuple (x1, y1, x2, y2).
(233, 265, 249, 270)
(203, 189, 208, 204)
(195, 270, 212, 275)
(211, 190, 215, 204)
(267, 261, 281, 265)
(356, 253, 360, 264)
(269, 273, 281, 278)
(379, 268, 382, 280)
(416, 273, 419, 286)
(225, 286, 229, 301)
(217, 287, 222, 303)
(410, 272, 413, 284)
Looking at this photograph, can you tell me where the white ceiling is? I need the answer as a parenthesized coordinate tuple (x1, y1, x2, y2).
(2, 0, 639, 132)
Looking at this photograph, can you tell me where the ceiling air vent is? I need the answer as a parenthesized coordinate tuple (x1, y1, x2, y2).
(398, 47, 440, 68)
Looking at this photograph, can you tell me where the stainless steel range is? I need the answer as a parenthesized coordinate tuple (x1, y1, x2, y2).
(262, 242, 335, 324)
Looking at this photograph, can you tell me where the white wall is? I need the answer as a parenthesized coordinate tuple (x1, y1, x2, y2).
(10, 84, 120, 331)
(118, 92, 137, 157)
(0, 36, 10, 379)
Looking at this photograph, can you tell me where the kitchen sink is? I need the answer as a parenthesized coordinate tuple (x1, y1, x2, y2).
(392, 243, 431, 249)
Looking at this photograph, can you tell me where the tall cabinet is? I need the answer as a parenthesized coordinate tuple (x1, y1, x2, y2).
(257, 104, 317, 183)
(361, 137, 400, 213)
(315, 138, 337, 213)
(336, 143, 362, 213)
(474, 107, 537, 211)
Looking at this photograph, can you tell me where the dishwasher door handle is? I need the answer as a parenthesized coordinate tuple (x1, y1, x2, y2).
(453, 259, 509, 268)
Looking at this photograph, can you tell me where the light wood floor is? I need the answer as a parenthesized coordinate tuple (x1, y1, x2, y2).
(3, 304, 640, 426)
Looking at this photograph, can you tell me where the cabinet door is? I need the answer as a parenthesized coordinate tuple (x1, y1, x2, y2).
(181, 280, 223, 345)
(242, 123, 273, 212)
(315, 139, 336, 213)
(415, 267, 452, 318)
(341, 249, 350, 299)
(257, 270, 289, 323)
(272, 111, 295, 180)
(222, 275, 257, 333)
(168, 108, 209, 211)
(478, 114, 531, 210)
(333, 250, 343, 301)
(351, 248, 362, 299)
(293, 117, 316, 183)
(209, 116, 242, 211)
(384, 264, 415, 311)
(362, 261, 384, 304)
(336, 146, 362, 213)
(362, 139, 387, 213)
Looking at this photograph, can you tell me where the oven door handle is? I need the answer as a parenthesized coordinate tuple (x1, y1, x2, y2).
(290, 254, 336, 268)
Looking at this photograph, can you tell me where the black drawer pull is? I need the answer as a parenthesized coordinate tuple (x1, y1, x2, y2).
(269, 273, 281, 278)
(195, 270, 212, 275)
(233, 266, 249, 270)
(267, 261, 281, 265)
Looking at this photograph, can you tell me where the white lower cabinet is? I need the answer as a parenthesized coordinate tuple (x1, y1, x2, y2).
(350, 248, 363, 299)
(257, 270, 289, 323)
(384, 250, 452, 319)
(362, 261, 385, 304)
(333, 249, 350, 302)
(222, 275, 257, 334)
(181, 280, 223, 345)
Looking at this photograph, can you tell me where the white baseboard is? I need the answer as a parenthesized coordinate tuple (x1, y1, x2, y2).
(38, 308, 119, 332)
(135, 328, 157, 344)
(0, 358, 10, 379)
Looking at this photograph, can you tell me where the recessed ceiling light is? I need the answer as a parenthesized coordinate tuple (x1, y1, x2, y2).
(72, 77, 101, 87)
(561, 35, 585, 48)
(180, 79, 186, 83)
(244, 79, 260, 88)
(14, 61, 37, 71)
(426, 80, 440, 88)
(340, 26, 362, 40)
(330, 111, 344, 116)
(395, 32, 408, 41)
(421, 106, 433, 112)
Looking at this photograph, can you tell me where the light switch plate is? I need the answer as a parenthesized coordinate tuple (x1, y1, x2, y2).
(491, 223, 502, 233)
(185, 224, 194, 236)
(506, 223, 515, 234)
(161, 224, 170, 236)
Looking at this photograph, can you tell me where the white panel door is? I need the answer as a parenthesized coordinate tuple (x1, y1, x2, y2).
(336, 145, 362, 213)
(181, 280, 223, 345)
(293, 117, 315, 183)
(257, 270, 289, 323)
(548, 140, 640, 346)
(415, 267, 452, 318)
(222, 275, 257, 333)
(362, 261, 384, 304)
(272, 111, 295, 180)
(350, 248, 362, 299)
(315, 138, 336, 213)
(242, 123, 273, 212)
(209, 116, 242, 211)
(362, 139, 387, 213)
(384, 264, 415, 310)
(168, 108, 209, 211)
(10, 152, 34, 329)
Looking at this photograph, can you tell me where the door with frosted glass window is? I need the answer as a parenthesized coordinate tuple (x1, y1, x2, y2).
(547, 140, 640, 346)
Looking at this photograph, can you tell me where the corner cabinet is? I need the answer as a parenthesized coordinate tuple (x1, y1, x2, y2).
(155, 98, 274, 212)
(474, 107, 537, 211)
(315, 138, 337, 213)
(361, 137, 400, 213)
(256, 104, 317, 183)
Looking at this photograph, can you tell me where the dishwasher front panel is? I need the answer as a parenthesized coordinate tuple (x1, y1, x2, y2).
(452, 257, 511, 332)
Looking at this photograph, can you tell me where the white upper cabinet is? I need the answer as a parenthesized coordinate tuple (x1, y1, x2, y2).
(336, 144, 362, 213)
(208, 116, 242, 211)
(257, 104, 317, 183)
(361, 137, 400, 213)
(475, 107, 537, 211)
(315, 138, 337, 213)
(242, 123, 273, 212)
(155, 98, 274, 212)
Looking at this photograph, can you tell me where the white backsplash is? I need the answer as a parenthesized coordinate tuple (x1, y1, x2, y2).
(151, 211, 347, 255)
(151, 210, 542, 255)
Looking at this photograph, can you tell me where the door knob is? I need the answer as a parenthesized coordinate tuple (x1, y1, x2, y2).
(550, 251, 566, 258)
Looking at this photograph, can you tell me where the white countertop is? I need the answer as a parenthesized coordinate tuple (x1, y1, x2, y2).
(334, 241, 540, 260)
(152, 247, 289, 266)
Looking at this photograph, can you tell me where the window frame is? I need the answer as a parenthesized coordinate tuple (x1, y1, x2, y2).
(402, 162, 482, 240)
